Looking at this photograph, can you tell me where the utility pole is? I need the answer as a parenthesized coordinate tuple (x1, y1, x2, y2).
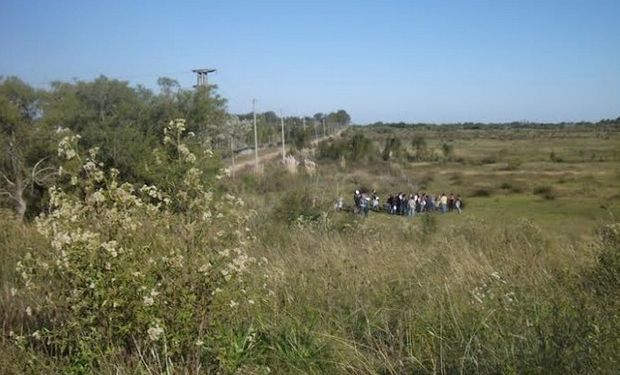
(230, 136, 235, 179)
(192, 68, 216, 87)
(253, 99, 259, 173)
(280, 110, 286, 163)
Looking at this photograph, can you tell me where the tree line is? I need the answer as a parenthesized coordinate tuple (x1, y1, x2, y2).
(0, 75, 351, 220)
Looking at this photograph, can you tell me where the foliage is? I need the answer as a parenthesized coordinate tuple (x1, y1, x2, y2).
(317, 132, 376, 163)
(533, 185, 557, 200)
(381, 137, 402, 161)
(411, 134, 428, 160)
(273, 188, 326, 225)
(8, 120, 259, 372)
(0, 77, 58, 220)
(441, 142, 454, 160)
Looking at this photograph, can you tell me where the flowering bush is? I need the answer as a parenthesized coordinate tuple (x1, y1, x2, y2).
(12, 119, 258, 370)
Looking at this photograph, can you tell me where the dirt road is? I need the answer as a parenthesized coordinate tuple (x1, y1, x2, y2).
(229, 128, 347, 174)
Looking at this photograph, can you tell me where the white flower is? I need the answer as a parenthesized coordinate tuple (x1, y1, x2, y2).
(147, 324, 164, 341)
(229, 300, 238, 309)
(248, 299, 255, 305)
(195, 339, 204, 346)
(199, 263, 212, 274)
(32, 330, 41, 340)
(101, 241, 119, 258)
(25, 306, 32, 316)
(143, 296, 154, 306)
(10, 287, 17, 296)
(91, 191, 106, 204)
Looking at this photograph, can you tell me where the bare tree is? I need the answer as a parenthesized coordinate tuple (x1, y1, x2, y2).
(1, 136, 56, 220)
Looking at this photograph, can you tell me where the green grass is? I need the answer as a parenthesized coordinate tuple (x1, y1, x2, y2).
(2, 126, 619, 373)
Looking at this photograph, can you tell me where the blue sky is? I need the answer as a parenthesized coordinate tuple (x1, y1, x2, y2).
(1, 0, 618, 123)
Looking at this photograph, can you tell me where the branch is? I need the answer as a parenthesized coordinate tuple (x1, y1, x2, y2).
(31, 157, 49, 175)
(0, 171, 15, 187)
(31, 157, 57, 184)
(0, 189, 16, 200)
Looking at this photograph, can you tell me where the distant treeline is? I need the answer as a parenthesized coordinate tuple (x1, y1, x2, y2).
(363, 118, 620, 130)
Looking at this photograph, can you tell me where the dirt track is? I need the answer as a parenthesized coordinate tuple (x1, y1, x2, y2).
(229, 128, 347, 173)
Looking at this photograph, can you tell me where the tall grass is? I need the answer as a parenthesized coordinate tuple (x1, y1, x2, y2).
(245, 215, 618, 373)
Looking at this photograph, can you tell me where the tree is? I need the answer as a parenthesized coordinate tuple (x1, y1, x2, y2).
(157, 76, 180, 98)
(42, 76, 154, 181)
(382, 137, 402, 161)
(313, 113, 325, 121)
(0, 77, 57, 220)
(177, 85, 228, 150)
(333, 109, 351, 126)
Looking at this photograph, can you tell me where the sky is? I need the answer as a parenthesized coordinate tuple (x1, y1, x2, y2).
(1, 0, 619, 124)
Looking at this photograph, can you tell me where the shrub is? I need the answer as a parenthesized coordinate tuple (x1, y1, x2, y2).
(499, 181, 525, 193)
(418, 173, 434, 190)
(498, 160, 522, 171)
(421, 213, 437, 236)
(479, 156, 497, 165)
(449, 173, 463, 186)
(317, 133, 376, 163)
(273, 189, 325, 225)
(550, 151, 564, 162)
(441, 142, 454, 160)
(533, 185, 557, 200)
(471, 188, 492, 197)
(382, 137, 402, 161)
(9, 120, 260, 372)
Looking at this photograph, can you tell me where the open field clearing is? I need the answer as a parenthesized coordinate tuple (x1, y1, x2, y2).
(1, 59, 618, 375)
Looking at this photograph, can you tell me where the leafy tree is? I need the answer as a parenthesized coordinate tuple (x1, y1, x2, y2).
(0, 77, 57, 220)
(42, 76, 154, 180)
(330, 109, 351, 126)
(176, 85, 228, 149)
(263, 111, 279, 124)
(157, 76, 180, 99)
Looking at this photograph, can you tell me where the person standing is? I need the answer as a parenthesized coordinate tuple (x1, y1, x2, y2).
(440, 193, 448, 214)
(360, 193, 370, 217)
(408, 194, 416, 217)
(448, 193, 455, 212)
(353, 190, 361, 214)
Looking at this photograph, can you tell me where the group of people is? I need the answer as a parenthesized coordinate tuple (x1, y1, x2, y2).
(338, 190, 463, 217)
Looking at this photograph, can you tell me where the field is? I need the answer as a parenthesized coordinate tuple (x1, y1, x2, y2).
(1, 124, 619, 374)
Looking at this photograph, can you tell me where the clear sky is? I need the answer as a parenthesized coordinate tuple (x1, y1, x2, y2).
(1, 0, 618, 124)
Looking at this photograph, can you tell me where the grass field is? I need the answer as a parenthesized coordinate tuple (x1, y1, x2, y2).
(1, 125, 619, 373)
